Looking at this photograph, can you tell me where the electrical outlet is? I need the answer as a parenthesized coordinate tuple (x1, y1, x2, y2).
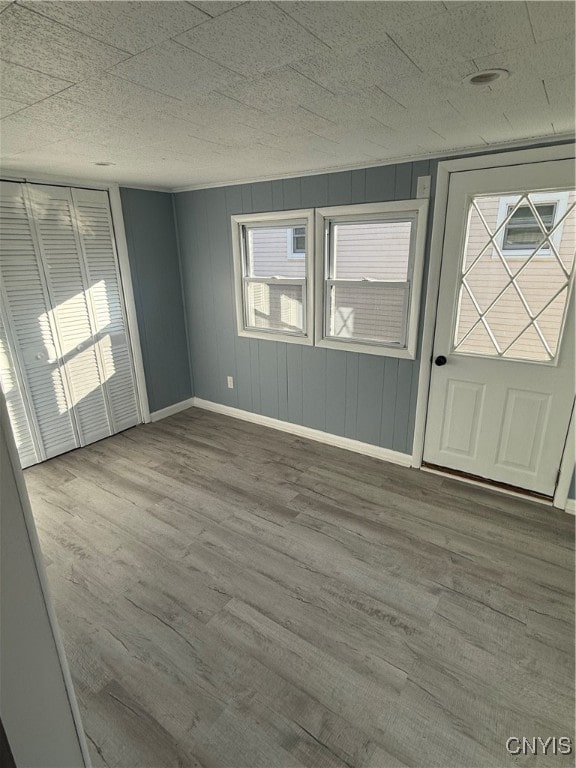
(227, 376, 234, 389)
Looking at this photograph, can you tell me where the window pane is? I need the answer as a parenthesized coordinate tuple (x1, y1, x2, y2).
(245, 282, 304, 333)
(456, 190, 576, 361)
(332, 220, 412, 280)
(328, 283, 408, 344)
(508, 203, 555, 227)
(246, 226, 306, 278)
(292, 226, 306, 253)
(503, 203, 555, 249)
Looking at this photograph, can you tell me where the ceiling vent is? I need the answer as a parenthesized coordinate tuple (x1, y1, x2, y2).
(463, 69, 510, 86)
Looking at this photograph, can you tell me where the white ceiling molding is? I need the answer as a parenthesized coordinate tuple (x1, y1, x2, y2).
(0, 171, 172, 193)
(4, 134, 574, 195)
(167, 134, 576, 193)
(0, 1, 574, 189)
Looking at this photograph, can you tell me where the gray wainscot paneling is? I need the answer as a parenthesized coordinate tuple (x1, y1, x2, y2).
(174, 161, 436, 455)
(120, 188, 193, 412)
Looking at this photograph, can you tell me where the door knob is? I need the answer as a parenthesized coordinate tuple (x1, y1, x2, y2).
(434, 355, 447, 366)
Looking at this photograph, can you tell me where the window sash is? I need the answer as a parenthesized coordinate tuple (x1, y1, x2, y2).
(242, 221, 308, 278)
(242, 277, 307, 336)
(241, 222, 308, 334)
(328, 217, 415, 278)
(232, 208, 314, 345)
(323, 215, 416, 349)
(324, 279, 410, 347)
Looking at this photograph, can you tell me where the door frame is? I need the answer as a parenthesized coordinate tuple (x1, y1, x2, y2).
(411, 143, 576, 510)
(1, 391, 91, 766)
(0, 173, 151, 424)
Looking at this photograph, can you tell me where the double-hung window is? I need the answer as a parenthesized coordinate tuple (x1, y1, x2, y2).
(231, 210, 314, 344)
(315, 201, 428, 357)
(231, 200, 428, 357)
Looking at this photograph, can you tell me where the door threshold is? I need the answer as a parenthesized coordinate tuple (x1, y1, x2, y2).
(421, 462, 554, 506)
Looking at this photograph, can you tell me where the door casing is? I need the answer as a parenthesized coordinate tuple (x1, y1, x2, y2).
(411, 143, 576, 509)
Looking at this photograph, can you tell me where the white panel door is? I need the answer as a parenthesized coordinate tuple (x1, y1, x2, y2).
(27, 184, 112, 446)
(424, 158, 575, 496)
(0, 181, 78, 464)
(71, 188, 140, 433)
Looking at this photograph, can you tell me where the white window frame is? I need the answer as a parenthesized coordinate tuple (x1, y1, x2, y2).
(314, 200, 429, 359)
(231, 209, 314, 345)
(287, 226, 306, 259)
(494, 191, 569, 258)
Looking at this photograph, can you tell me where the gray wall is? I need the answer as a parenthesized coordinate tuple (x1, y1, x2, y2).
(569, 469, 576, 500)
(175, 161, 435, 455)
(120, 188, 193, 413)
(1, 396, 88, 767)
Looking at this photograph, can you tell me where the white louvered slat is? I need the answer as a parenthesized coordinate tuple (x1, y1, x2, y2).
(72, 188, 140, 432)
(0, 181, 78, 462)
(0, 313, 38, 467)
(0, 181, 141, 467)
(27, 184, 112, 446)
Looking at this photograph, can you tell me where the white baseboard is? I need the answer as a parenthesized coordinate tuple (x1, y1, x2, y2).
(149, 397, 575, 508)
(191, 397, 412, 467)
(149, 397, 195, 422)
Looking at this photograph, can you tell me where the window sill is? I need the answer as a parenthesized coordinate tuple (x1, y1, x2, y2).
(238, 328, 314, 346)
(315, 336, 416, 359)
(498, 250, 553, 258)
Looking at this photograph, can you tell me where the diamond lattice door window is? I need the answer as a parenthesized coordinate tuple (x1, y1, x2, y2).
(454, 189, 576, 362)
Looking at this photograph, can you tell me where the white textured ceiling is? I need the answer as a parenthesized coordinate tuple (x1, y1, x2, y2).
(0, 0, 574, 191)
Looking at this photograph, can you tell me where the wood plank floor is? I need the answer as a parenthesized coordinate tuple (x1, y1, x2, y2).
(24, 408, 575, 768)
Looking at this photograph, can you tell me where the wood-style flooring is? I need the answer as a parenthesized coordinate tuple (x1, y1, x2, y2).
(24, 408, 575, 768)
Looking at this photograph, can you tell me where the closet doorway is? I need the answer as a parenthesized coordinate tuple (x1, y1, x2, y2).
(0, 180, 143, 467)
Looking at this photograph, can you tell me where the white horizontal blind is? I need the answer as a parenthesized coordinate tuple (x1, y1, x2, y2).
(72, 188, 140, 433)
(328, 282, 409, 344)
(28, 184, 112, 446)
(0, 181, 78, 462)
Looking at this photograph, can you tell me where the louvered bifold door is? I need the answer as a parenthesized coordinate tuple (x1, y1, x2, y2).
(71, 188, 140, 432)
(0, 313, 39, 467)
(27, 184, 112, 446)
(0, 181, 78, 463)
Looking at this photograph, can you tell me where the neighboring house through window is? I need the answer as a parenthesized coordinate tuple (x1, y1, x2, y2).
(289, 226, 306, 258)
(495, 192, 569, 258)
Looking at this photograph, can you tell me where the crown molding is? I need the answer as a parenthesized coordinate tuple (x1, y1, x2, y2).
(3, 134, 574, 195)
(0, 169, 172, 194)
(169, 134, 575, 194)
